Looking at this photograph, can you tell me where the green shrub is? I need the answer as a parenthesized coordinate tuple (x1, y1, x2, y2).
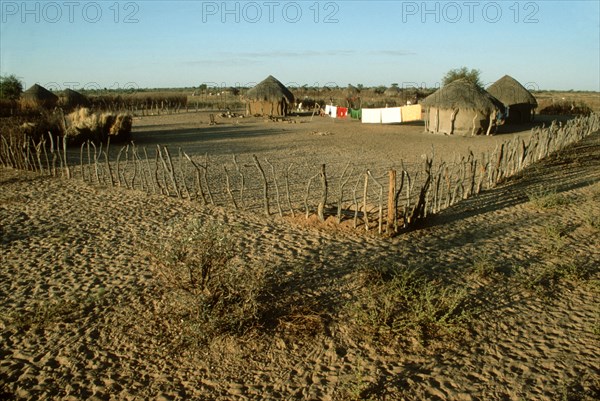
(345, 264, 473, 345)
(150, 219, 267, 348)
(527, 187, 570, 210)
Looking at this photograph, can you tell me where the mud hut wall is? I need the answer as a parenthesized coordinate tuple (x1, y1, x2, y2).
(246, 100, 287, 116)
(426, 107, 490, 136)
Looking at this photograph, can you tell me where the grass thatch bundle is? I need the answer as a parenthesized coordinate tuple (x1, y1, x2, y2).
(64, 108, 132, 145)
(487, 75, 538, 107)
(422, 78, 504, 114)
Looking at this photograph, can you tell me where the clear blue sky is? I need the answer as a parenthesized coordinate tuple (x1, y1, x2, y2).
(1, 0, 599, 91)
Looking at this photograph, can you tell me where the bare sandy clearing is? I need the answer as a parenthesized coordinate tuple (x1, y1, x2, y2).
(130, 112, 538, 171)
(1, 123, 598, 400)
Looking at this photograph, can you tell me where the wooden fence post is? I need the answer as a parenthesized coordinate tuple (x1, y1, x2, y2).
(317, 164, 328, 222)
(387, 169, 396, 233)
(253, 155, 270, 217)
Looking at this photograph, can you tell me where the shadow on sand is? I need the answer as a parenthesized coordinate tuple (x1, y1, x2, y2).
(424, 131, 600, 228)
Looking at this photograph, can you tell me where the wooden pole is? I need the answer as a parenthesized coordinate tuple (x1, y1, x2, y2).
(363, 172, 369, 231)
(253, 155, 270, 217)
(387, 169, 397, 233)
(317, 164, 328, 222)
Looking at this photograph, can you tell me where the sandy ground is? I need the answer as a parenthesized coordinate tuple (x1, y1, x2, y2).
(1, 114, 599, 400)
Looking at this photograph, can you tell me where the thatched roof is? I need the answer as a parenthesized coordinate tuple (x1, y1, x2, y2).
(384, 86, 401, 96)
(487, 75, 537, 106)
(245, 75, 294, 104)
(61, 88, 89, 107)
(421, 78, 504, 113)
(22, 84, 58, 102)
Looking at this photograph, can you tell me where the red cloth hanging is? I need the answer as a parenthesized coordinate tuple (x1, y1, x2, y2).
(336, 107, 348, 118)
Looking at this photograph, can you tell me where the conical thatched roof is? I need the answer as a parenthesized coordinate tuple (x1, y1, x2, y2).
(421, 78, 504, 113)
(487, 75, 537, 106)
(384, 86, 401, 96)
(22, 84, 58, 102)
(245, 75, 294, 104)
(61, 88, 89, 107)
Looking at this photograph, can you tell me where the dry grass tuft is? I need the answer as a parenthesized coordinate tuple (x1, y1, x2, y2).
(65, 107, 132, 145)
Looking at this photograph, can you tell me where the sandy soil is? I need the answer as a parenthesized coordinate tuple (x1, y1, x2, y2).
(1, 114, 599, 400)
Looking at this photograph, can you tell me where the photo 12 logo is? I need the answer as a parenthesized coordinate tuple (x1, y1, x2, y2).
(1, 1, 140, 24)
(201, 1, 340, 23)
(401, 1, 540, 23)
(35, 81, 140, 93)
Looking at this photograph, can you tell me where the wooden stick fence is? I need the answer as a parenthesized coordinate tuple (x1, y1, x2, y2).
(1, 114, 599, 235)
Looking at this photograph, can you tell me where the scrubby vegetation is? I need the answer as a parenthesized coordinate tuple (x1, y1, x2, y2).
(344, 264, 475, 347)
(539, 101, 593, 116)
(139, 219, 269, 350)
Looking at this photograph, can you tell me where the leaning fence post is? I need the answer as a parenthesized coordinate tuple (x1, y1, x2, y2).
(253, 154, 270, 217)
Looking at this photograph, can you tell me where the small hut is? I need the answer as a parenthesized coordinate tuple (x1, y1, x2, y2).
(21, 84, 59, 109)
(422, 79, 505, 136)
(245, 75, 295, 116)
(487, 75, 537, 123)
(60, 88, 89, 110)
(384, 86, 401, 97)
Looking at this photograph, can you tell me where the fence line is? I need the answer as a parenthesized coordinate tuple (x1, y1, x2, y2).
(1, 114, 599, 235)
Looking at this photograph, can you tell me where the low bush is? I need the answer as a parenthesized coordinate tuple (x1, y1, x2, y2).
(539, 101, 593, 116)
(345, 264, 474, 346)
(148, 219, 268, 349)
(526, 186, 571, 210)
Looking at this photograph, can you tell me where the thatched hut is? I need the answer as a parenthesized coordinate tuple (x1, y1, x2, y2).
(60, 88, 89, 110)
(422, 79, 505, 136)
(384, 86, 401, 97)
(21, 84, 59, 109)
(487, 75, 537, 123)
(245, 75, 295, 116)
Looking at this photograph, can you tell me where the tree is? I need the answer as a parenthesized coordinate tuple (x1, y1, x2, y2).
(0, 74, 23, 100)
(442, 67, 482, 88)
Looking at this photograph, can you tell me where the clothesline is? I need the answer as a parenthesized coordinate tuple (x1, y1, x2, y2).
(322, 104, 423, 124)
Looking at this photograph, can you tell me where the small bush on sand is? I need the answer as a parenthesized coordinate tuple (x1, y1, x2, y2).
(2, 298, 82, 331)
(527, 186, 570, 210)
(149, 219, 267, 349)
(345, 264, 473, 346)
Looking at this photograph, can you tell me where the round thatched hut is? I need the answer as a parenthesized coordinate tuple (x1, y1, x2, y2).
(245, 75, 295, 116)
(487, 75, 537, 123)
(384, 86, 401, 97)
(60, 88, 89, 110)
(422, 79, 505, 136)
(21, 84, 59, 109)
